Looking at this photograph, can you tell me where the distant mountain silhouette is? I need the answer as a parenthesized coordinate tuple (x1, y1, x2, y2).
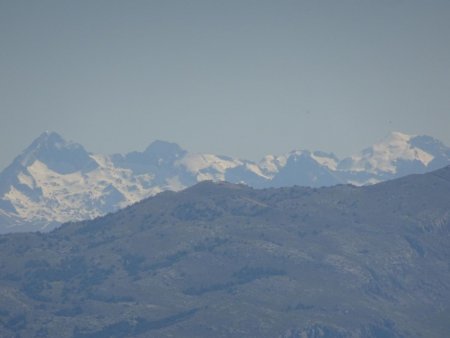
(1, 131, 450, 232)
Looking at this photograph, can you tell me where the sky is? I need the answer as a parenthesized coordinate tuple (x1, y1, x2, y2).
(1, 0, 450, 170)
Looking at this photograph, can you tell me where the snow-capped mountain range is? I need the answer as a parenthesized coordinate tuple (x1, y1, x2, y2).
(1, 131, 449, 233)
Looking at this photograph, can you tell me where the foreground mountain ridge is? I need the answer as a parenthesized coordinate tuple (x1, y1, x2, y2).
(0, 166, 449, 337)
(1, 131, 449, 232)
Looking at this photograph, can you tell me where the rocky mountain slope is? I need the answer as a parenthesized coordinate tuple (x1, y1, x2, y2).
(0, 166, 449, 337)
(1, 131, 449, 232)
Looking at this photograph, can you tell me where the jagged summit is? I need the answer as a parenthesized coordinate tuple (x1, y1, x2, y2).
(20, 131, 68, 161)
(1, 130, 450, 233)
(32, 130, 65, 144)
(16, 131, 97, 175)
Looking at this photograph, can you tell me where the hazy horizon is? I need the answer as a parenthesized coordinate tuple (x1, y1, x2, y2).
(1, 0, 450, 170)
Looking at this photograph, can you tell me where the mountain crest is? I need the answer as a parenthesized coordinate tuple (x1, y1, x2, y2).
(16, 131, 97, 175)
(1, 131, 450, 233)
(144, 140, 186, 159)
(338, 131, 438, 175)
(20, 131, 68, 164)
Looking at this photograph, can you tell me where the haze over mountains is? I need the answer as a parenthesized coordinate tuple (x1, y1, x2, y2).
(1, 131, 449, 233)
(0, 166, 449, 337)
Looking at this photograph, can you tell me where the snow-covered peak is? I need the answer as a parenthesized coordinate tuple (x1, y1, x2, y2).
(310, 151, 339, 171)
(386, 131, 413, 142)
(178, 153, 242, 181)
(259, 155, 288, 175)
(258, 149, 338, 176)
(340, 132, 434, 174)
(284, 150, 338, 169)
(12, 131, 98, 175)
(1, 130, 450, 233)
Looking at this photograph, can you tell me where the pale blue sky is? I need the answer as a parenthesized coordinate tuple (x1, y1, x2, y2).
(1, 0, 450, 170)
